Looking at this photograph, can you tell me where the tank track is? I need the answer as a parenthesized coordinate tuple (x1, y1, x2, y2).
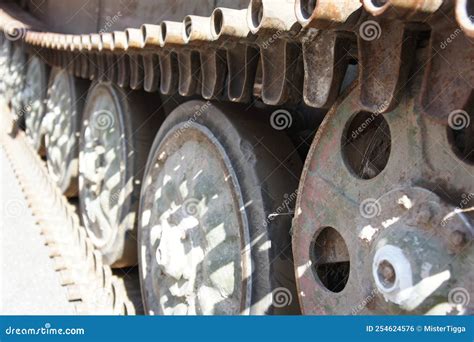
(0, 0, 471, 121)
(0, 112, 139, 315)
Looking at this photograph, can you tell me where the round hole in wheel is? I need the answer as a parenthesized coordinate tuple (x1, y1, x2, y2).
(342, 111, 391, 179)
(138, 100, 302, 315)
(311, 227, 350, 293)
(447, 109, 473, 165)
(79, 81, 163, 267)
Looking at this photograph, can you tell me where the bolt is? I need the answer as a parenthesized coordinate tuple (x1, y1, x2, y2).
(415, 202, 434, 226)
(377, 260, 396, 288)
(372, 244, 413, 301)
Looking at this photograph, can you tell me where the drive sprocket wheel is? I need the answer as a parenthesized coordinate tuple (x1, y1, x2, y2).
(292, 83, 473, 315)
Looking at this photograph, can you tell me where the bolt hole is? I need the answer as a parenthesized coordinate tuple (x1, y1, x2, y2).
(342, 111, 391, 180)
(160, 23, 167, 43)
(299, 0, 317, 19)
(212, 9, 224, 36)
(251, 0, 264, 29)
(467, 0, 474, 23)
(447, 110, 474, 165)
(184, 17, 192, 39)
(141, 26, 147, 40)
(311, 227, 350, 293)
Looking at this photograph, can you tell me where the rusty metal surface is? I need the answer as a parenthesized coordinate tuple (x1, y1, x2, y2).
(1, 0, 468, 119)
(0, 0, 473, 315)
(292, 80, 473, 314)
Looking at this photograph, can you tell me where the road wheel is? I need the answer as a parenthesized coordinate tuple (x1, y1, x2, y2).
(79, 82, 164, 267)
(23, 55, 50, 153)
(138, 100, 302, 315)
(7, 44, 26, 123)
(43, 68, 89, 196)
(0, 37, 11, 96)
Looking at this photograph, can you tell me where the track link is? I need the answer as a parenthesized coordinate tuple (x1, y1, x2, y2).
(1, 112, 140, 315)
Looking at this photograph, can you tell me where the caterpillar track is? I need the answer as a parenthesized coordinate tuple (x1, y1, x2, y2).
(0, 0, 472, 315)
(1, 110, 141, 315)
